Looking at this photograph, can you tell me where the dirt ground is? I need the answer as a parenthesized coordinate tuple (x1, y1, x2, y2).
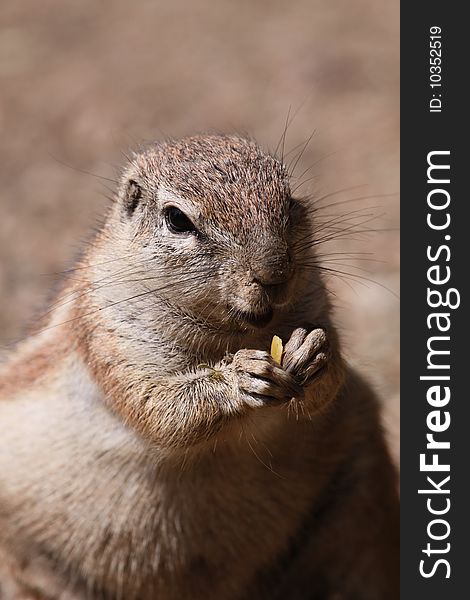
(0, 0, 399, 462)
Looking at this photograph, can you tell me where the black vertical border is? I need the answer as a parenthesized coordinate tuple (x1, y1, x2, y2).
(401, 3, 468, 598)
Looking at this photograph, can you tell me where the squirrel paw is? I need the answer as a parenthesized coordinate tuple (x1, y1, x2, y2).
(231, 349, 303, 407)
(282, 326, 329, 386)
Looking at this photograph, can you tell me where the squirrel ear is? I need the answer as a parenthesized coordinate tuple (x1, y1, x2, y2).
(123, 180, 142, 217)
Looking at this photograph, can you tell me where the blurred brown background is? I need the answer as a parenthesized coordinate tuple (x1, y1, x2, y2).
(0, 0, 399, 462)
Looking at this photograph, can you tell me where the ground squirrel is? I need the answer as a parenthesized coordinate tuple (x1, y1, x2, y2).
(0, 134, 399, 599)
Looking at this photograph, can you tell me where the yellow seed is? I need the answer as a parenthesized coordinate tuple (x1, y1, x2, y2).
(270, 335, 283, 364)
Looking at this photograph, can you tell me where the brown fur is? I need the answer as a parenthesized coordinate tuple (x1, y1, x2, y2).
(0, 134, 398, 599)
(0, 334, 70, 399)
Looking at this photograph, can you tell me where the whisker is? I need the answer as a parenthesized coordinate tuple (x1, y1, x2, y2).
(48, 153, 118, 185)
(303, 264, 399, 299)
(288, 129, 316, 177)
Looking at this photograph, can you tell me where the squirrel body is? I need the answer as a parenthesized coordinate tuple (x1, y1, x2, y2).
(0, 135, 398, 599)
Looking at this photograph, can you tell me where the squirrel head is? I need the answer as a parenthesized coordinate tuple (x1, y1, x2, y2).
(106, 134, 318, 334)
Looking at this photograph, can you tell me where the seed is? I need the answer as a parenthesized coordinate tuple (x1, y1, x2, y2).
(270, 335, 283, 364)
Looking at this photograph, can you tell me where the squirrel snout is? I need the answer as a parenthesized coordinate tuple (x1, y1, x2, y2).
(249, 253, 293, 287)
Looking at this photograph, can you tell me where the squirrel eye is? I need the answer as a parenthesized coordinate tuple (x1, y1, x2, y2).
(164, 206, 197, 235)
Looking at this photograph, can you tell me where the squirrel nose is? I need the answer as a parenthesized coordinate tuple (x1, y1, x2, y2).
(250, 253, 293, 286)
